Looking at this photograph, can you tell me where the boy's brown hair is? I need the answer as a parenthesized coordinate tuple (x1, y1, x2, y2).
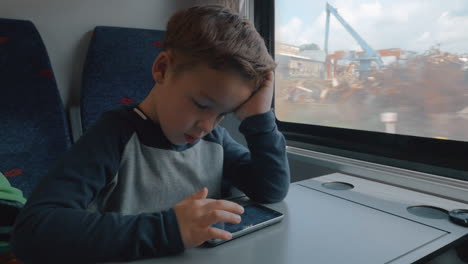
(164, 5, 276, 88)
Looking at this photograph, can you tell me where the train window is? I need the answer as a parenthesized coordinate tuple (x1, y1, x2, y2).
(255, 0, 468, 181)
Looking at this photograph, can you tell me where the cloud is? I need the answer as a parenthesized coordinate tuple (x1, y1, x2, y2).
(278, 0, 468, 54)
(434, 11, 468, 51)
(277, 16, 318, 46)
(417, 32, 431, 42)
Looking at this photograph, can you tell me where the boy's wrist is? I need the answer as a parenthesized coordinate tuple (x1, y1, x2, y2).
(239, 110, 276, 136)
(235, 108, 269, 121)
(162, 208, 186, 254)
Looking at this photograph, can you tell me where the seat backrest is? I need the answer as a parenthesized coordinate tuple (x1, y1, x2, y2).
(0, 18, 71, 198)
(80, 26, 165, 131)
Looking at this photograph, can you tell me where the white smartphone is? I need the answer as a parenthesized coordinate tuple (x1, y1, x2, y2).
(204, 203, 284, 247)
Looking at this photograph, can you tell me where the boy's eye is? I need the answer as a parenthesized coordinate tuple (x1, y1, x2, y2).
(193, 99, 208, 110)
(192, 98, 227, 120)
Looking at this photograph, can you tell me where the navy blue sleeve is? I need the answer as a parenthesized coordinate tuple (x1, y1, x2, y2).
(11, 112, 184, 263)
(222, 110, 290, 203)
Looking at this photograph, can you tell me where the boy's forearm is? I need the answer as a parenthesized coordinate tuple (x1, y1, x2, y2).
(240, 130, 290, 203)
(224, 111, 290, 203)
(11, 206, 184, 263)
(11, 110, 185, 262)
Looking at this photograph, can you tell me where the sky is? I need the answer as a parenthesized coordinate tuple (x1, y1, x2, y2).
(276, 0, 468, 54)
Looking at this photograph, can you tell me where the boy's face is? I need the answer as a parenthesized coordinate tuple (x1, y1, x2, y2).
(144, 52, 255, 145)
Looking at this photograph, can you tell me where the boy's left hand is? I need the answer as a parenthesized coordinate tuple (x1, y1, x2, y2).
(235, 71, 274, 121)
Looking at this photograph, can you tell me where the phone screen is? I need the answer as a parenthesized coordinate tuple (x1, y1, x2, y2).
(213, 204, 283, 232)
(206, 204, 284, 246)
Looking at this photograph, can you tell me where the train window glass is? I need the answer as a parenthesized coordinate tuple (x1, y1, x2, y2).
(253, 0, 468, 180)
(275, 0, 468, 142)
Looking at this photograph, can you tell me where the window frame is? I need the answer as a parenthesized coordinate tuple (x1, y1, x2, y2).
(255, 0, 468, 181)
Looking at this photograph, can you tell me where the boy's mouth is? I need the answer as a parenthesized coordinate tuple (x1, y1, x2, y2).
(184, 134, 199, 143)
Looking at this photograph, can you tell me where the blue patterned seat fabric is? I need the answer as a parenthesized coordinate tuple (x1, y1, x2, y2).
(80, 26, 165, 131)
(0, 18, 71, 198)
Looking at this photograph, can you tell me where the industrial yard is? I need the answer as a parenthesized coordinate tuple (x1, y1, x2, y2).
(275, 3, 468, 141)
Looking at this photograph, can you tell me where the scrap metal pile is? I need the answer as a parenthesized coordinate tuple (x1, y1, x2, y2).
(282, 47, 468, 116)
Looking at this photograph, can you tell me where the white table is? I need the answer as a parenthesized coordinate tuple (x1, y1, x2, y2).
(116, 173, 468, 264)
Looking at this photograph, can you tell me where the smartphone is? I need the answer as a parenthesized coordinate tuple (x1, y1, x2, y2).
(204, 203, 284, 247)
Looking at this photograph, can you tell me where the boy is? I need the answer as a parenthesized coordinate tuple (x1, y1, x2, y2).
(11, 5, 290, 263)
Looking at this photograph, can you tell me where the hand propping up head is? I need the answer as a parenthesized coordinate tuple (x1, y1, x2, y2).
(235, 71, 274, 121)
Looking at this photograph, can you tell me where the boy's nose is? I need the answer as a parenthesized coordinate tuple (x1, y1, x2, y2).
(195, 118, 216, 134)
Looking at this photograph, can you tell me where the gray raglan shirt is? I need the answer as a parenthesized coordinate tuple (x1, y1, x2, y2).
(11, 104, 290, 263)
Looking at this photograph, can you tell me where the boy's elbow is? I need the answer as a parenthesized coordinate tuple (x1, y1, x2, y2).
(253, 180, 290, 204)
(261, 170, 291, 203)
(266, 183, 290, 203)
(255, 191, 287, 204)
(277, 183, 290, 202)
(268, 168, 291, 202)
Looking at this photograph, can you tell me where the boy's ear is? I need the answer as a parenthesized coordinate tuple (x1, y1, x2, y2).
(152, 52, 170, 83)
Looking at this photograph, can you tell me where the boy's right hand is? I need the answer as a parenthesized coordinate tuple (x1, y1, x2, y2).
(173, 187, 244, 249)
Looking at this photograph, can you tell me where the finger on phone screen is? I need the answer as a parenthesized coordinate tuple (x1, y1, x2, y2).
(206, 227, 232, 241)
(206, 200, 244, 214)
(201, 209, 241, 226)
